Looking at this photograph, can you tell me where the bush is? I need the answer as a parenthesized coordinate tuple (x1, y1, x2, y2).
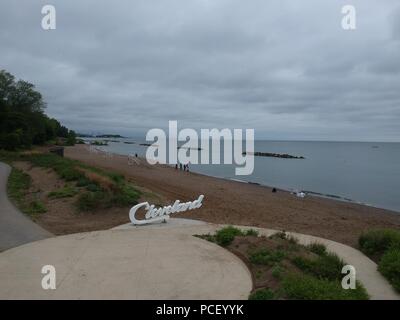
(27, 200, 47, 215)
(249, 248, 286, 266)
(76, 177, 90, 187)
(307, 243, 327, 256)
(215, 226, 244, 246)
(77, 191, 105, 211)
(86, 183, 102, 192)
(245, 229, 259, 237)
(359, 229, 400, 259)
(249, 288, 275, 300)
(378, 247, 400, 292)
(282, 274, 369, 300)
(111, 184, 140, 206)
(292, 252, 344, 281)
(271, 264, 285, 280)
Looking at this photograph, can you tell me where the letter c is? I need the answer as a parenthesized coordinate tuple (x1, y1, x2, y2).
(129, 202, 149, 225)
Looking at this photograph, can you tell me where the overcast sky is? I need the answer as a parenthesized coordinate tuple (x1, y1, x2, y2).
(1, 0, 399, 141)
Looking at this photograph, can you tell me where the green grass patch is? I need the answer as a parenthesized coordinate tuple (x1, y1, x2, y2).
(7, 167, 31, 203)
(215, 226, 244, 246)
(359, 229, 400, 292)
(378, 247, 400, 292)
(307, 243, 327, 256)
(249, 288, 275, 300)
(48, 185, 78, 199)
(244, 229, 259, 237)
(197, 227, 370, 300)
(249, 248, 286, 266)
(359, 229, 400, 259)
(16, 152, 141, 211)
(26, 200, 47, 215)
(282, 274, 369, 300)
(292, 252, 345, 281)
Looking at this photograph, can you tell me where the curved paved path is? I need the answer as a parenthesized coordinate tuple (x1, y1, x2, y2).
(0, 223, 252, 299)
(0, 217, 398, 299)
(0, 162, 52, 252)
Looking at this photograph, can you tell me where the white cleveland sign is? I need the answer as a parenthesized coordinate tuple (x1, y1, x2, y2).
(129, 195, 204, 225)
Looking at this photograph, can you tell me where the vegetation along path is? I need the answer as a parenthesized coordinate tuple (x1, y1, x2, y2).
(0, 162, 52, 251)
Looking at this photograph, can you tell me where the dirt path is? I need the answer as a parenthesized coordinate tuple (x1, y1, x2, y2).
(64, 145, 400, 247)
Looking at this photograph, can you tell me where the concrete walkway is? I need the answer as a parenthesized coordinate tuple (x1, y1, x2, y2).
(0, 162, 52, 252)
(0, 223, 252, 299)
(0, 217, 398, 299)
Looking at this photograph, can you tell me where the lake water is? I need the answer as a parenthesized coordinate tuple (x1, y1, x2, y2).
(84, 138, 400, 213)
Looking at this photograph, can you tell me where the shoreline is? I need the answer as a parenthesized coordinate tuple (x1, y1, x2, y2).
(89, 143, 400, 214)
(65, 144, 400, 247)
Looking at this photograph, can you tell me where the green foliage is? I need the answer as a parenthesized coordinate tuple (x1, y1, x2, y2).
(244, 229, 259, 237)
(86, 183, 102, 192)
(77, 191, 105, 211)
(7, 167, 31, 202)
(0, 69, 73, 150)
(215, 226, 244, 246)
(359, 229, 400, 259)
(26, 153, 84, 182)
(378, 247, 400, 292)
(307, 243, 327, 256)
(76, 177, 91, 187)
(292, 252, 345, 281)
(282, 274, 369, 300)
(27, 200, 47, 215)
(111, 184, 140, 206)
(271, 264, 285, 280)
(249, 248, 286, 266)
(249, 288, 275, 300)
(48, 185, 78, 199)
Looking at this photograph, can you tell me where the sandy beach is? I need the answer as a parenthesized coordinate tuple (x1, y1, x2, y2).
(65, 144, 400, 247)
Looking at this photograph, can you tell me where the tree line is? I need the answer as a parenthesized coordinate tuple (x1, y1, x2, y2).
(0, 69, 76, 150)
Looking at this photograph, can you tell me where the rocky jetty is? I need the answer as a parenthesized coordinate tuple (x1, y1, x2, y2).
(242, 151, 305, 159)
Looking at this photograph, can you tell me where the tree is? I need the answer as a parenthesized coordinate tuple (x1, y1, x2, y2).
(0, 69, 74, 150)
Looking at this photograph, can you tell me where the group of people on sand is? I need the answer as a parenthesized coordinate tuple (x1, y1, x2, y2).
(175, 162, 190, 172)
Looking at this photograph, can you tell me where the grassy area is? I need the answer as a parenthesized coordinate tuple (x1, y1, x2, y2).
(24, 152, 141, 211)
(7, 167, 31, 203)
(359, 229, 400, 292)
(197, 226, 369, 300)
(48, 185, 79, 199)
(7, 167, 47, 217)
(3, 150, 141, 214)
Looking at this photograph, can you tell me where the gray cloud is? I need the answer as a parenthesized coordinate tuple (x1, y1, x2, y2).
(1, 0, 399, 141)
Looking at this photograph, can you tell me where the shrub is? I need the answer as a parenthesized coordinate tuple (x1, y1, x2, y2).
(27, 200, 47, 215)
(86, 183, 102, 192)
(271, 264, 285, 280)
(77, 191, 105, 211)
(244, 229, 259, 237)
(111, 184, 140, 206)
(249, 248, 286, 266)
(307, 243, 327, 256)
(292, 252, 344, 281)
(249, 288, 275, 300)
(282, 274, 369, 300)
(378, 247, 400, 292)
(359, 229, 400, 259)
(76, 177, 90, 187)
(215, 226, 244, 246)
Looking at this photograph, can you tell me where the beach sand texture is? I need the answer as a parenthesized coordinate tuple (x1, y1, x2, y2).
(65, 145, 400, 247)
